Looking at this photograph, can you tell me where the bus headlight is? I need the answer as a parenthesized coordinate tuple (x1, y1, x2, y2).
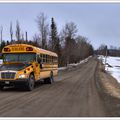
(18, 74, 26, 78)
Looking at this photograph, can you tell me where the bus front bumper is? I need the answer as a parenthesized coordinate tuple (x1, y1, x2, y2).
(0, 79, 29, 86)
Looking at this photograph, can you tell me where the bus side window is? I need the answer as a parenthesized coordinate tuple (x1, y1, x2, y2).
(49, 56, 51, 63)
(47, 55, 49, 63)
(53, 57, 57, 63)
(46, 55, 48, 63)
(53, 57, 55, 63)
(54, 57, 57, 63)
(43, 54, 46, 63)
(51, 56, 53, 63)
(52, 56, 54, 64)
(40, 57, 42, 69)
(49, 55, 51, 63)
(48, 55, 50, 63)
(37, 54, 41, 63)
(37, 54, 43, 69)
(40, 54, 43, 62)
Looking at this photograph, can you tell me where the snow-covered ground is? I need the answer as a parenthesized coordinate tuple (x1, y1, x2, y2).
(98, 55, 120, 83)
(58, 56, 92, 71)
(0, 59, 3, 65)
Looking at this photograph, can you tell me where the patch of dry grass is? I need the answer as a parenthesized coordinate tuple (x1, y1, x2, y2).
(96, 62, 120, 116)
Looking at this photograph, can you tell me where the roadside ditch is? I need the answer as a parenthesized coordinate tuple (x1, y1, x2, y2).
(96, 60, 120, 116)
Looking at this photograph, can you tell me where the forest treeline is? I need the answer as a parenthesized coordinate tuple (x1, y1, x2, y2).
(0, 13, 94, 67)
(96, 44, 120, 57)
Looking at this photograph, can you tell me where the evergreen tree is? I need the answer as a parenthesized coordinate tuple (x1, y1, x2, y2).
(50, 17, 58, 52)
(0, 41, 6, 52)
(50, 17, 62, 66)
(55, 38, 62, 66)
(6, 41, 9, 45)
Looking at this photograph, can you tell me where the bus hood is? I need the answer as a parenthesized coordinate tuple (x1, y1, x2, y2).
(0, 63, 30, 71)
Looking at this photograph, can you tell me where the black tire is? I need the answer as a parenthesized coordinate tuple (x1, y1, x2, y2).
(0, 85, 4, 90)
(44, 78, 48, 84)
(26, 74, 35, 91)
(44, 72, 54, 84)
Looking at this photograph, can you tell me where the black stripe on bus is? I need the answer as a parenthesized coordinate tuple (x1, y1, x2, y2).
(40, 69, 58, 72)
(42, 67, 57, 69)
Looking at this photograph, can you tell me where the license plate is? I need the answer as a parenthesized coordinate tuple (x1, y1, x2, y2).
(5, 81, 10, 84)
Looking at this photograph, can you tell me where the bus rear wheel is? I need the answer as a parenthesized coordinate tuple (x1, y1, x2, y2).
(44, 72, 54, 84)
(26, 74, 35, 91)
(0, 85, 4, 90)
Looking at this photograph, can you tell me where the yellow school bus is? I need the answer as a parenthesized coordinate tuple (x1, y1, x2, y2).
(0, 44, 58, 91)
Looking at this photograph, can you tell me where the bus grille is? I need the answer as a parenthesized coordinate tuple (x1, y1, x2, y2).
(1, 72, 16, 79)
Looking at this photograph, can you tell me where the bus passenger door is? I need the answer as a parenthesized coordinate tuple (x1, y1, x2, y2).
(32, 62, 40, 80)
(33, 55, 41, 80)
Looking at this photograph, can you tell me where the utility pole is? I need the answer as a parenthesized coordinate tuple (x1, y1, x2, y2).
(25, 31, 28, 42)
(105, 45, 108, 69)
(0, 26, 3, 45)
(0, 26, 3, 51)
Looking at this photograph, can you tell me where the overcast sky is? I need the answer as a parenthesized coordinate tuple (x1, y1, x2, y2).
(0, 3, 120, 49)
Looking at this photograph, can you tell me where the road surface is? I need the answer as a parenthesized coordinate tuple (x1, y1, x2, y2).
(0, 57, 109, 117)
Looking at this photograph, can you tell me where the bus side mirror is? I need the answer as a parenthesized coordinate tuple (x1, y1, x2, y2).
(37, 57, 42, 69)
(40, 63, 42, 69)
(37, 57, 41, 64)
(0, 53, 3, 59)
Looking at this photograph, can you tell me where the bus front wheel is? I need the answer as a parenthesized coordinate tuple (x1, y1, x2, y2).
(26, 74, 35, 91)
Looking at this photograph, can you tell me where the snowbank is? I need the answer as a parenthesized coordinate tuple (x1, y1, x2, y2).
(58, 56, 92, 71)
(58, 67, 66, 70)
(98, 55, 120, 83)
(0, 59, 3, 65)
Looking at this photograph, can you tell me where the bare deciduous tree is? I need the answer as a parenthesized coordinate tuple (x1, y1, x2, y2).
(16, 20, 21, 41)
(0, 26, 3, 45)
(61, 22, 78, 40)
(98, 44, 107, 56)
(33, 34, 40, 47)
(10, 22, 13, 41)
(61, 22, 78, 65)
(36, 12, 49, 49)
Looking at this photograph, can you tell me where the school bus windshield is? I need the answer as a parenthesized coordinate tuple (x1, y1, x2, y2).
(3, 53, 36, 62)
